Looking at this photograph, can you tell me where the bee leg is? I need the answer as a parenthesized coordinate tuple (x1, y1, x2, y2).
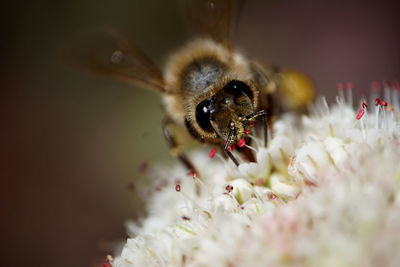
(245, 110, 268, 147)
(161, 117, 199, 177)
(226, 149, 239, 166)
(224, 124, 239, 166)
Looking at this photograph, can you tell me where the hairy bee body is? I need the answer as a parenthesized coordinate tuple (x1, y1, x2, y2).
(72, 0, 315, 172)
(163, 39, 261, 144)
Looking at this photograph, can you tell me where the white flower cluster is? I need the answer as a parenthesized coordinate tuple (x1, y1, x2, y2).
(113, 87, 400, 267)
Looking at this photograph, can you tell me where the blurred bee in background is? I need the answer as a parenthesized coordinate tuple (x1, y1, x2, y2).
(71, 0, 315, 175)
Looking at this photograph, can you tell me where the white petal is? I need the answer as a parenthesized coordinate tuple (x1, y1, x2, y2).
(270, 173, 301, 199)
(323, 137, 347, 166)
(213, 194, 237, 213)
(230, 178, 254, 204)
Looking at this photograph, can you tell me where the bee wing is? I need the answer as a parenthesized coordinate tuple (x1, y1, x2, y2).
(183, 0, 244, 49)
(69, 31, 165, 92)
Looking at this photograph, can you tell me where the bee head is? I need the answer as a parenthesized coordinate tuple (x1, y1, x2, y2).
(194, 80, 256, 142)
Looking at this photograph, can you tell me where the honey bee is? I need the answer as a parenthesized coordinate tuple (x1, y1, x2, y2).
(71, 0, 315, 175)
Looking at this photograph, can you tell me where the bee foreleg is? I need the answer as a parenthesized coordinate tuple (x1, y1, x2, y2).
(161, 117, 199, 176)
(224, 124, 239, 166)
(226, 150, 239, 166)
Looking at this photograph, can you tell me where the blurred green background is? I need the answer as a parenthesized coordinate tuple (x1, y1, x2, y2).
(1, 0, 399, 266)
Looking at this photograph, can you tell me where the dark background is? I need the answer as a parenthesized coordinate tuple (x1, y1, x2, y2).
(1, 0, 399, 266)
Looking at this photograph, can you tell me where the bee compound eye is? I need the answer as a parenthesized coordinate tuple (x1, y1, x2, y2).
(224, 80, 254, 102)
(195, 99, 214, 133)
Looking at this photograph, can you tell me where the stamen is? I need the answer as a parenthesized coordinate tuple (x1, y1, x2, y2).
(383, 80, 391, 104)
(345, 82, 353, 88)
(370, 81, 381, 107)
(393, 81, 400, 90)
(345, 81, 354, 107)
(225, 184, 234, 193)
(392, 81, 399, 111)
(246, 134, 261, 148)
(209, 148, 217, 158)
(270, 193, 278, 200)
(321, 97, 330, 116)
(358, 88, 366, 97)
(375, 103, 380, 129)
(228, 144, 236, 152)
(237, 138, 246, 147)
(243, 129, 250, 134)
(356, 109, 365, 120)
(371, 80, 381, 92)
(358, 109, 366, 139)
(187, 170, 196, 177)
(387, 105, 395, 112)
(176, 181, 202, 209)
(381, 99, 388, 129)
(361, 100, 368, 109)
(175, 184, 181, 192)
(337, 82, 345, 101)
